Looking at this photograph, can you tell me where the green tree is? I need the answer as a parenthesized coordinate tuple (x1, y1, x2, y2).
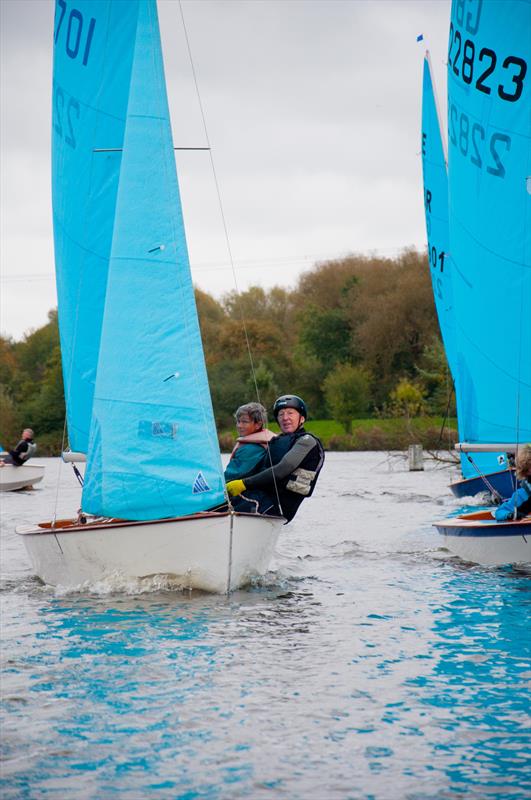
(298, 305, 351, 366)
(12, 310, 60, 405)
(246, 361, 278, 414)
(0, 385, 19, 449)
(416, 335, 455, 416)
(389, 378, 427, 418)
(20, 346, 64, 432)
(324, 364, 371, 433)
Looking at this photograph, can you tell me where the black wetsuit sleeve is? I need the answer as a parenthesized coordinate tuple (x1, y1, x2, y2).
(9, 441, 28, 466)
(244, 434, 316, 489)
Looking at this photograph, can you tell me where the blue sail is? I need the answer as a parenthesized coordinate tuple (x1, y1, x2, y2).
(421, 54, 456, 380)
(52, 0, 140, 452)
(81, 0, 225, 519)
(447, 0, 531, 454)
(421, 52, 505, 479)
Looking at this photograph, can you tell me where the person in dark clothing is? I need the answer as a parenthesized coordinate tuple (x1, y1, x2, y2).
(0, 428, 37, 467)
(493, 444, 531, 521)
(226, 395, 325, 522)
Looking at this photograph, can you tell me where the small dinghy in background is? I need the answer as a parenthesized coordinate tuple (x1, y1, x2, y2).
(0, 464, 45, 492)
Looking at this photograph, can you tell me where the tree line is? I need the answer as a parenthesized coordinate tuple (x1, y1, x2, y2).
(0, 248, 455, 453)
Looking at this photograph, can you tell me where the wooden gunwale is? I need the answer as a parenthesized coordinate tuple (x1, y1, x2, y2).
(19, 511, 285, 535)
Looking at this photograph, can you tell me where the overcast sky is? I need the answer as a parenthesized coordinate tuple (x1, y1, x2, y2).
(0, 0, 450, 341)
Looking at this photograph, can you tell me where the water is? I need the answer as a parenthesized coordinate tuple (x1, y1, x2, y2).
(1, 453, 530, 799)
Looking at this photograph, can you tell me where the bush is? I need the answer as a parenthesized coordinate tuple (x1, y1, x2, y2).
(327, 434, 356, 451)
(352, 426, 389, 450)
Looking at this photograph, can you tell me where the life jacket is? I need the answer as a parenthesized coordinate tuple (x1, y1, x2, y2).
(229, 429, 276, 459)
(268, 428, 325, 521)
(10, 439, 37, 465)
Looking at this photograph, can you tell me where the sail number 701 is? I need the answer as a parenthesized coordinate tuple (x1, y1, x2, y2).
(54, 0, 96, 67)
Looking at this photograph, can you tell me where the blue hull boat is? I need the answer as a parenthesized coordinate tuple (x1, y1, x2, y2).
(449, 469, 517, 501)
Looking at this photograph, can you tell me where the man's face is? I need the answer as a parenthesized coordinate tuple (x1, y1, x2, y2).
(236, 414, 262, 438)
(277, 408, 305, 434)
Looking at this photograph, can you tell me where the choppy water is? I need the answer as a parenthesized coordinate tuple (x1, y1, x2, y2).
(1, 453, 530, 799)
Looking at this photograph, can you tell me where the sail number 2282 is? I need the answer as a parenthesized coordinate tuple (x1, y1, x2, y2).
(54, 0, 96, 67)
(449, 104, 510, 179)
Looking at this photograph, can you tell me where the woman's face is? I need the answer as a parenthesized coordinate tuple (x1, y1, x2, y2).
(236, 414, 262, 437)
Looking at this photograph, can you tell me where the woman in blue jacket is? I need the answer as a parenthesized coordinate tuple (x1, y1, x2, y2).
(224, 403, 276, 482)
(494, 444, 531, 521)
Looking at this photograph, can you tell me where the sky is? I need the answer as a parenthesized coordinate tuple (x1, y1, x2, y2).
(0, 0, 450, 341)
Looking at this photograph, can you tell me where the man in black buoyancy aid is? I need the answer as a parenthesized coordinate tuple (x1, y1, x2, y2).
(0, 428, 37, 467)
(226, 395, 325, 522)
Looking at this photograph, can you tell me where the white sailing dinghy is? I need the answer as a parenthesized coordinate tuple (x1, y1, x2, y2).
(17, 0, 284, 592)
(0, 463, 45, 492)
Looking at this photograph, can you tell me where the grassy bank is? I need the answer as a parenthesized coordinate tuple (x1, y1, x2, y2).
(219, 417, 458, 452)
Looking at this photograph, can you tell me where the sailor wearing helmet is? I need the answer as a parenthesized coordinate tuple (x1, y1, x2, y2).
(226, 395, 325, 522)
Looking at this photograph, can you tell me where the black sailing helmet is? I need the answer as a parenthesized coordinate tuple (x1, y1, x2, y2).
(273, 395, 307, 420)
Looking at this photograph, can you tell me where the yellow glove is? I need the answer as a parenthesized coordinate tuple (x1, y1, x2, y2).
(226, 479, 246, 497)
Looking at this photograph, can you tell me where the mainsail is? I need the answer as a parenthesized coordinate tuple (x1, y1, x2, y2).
(52, 1, 139, 453)
(421, 54, 455, 380)
(421, 51, 507, 479)
(53, 0, 225, 519)
(446, 0, 531, 453)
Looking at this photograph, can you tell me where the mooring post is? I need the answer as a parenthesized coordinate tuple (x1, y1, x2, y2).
(408, 443, 424, 471)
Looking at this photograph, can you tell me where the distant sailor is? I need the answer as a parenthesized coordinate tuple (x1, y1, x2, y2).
(493, 444, 531, 521)
(226, 395, 325, 522)
(224, 402, 276, 482)
(0, 428, 37, 467)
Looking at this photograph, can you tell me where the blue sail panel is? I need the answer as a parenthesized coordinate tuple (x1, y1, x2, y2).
(82, 0, 224, 519)
(447, 0, 531, 448)
(421, 54, 455, 371)
(421, 53, 506, 479)
(52, 0, 140, 452)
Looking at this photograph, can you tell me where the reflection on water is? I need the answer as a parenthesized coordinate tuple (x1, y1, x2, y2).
(1, 455, 530, 799)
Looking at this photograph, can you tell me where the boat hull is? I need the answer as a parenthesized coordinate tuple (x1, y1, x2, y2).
(449, 468, 516, 499)
(0, 464, 45, 492)
(434, 510, 531, 567)
(16, 511, 284, 593)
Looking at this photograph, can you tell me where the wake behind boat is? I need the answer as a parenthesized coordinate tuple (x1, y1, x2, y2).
(17, 0, 285, 591)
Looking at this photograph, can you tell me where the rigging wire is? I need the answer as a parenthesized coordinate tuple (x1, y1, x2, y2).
(177, 0, 284, 515)
(177, 2, 260, 401)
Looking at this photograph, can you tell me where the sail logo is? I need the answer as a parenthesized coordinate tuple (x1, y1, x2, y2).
(192, 472, 211, 494)
(138, 421, 178, 440)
